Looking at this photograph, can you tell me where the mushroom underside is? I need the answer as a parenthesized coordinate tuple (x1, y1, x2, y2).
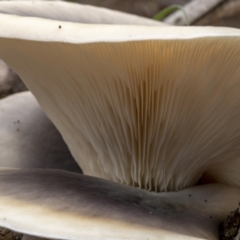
(0, 21, 240, 191)
(0, 92, 237, 240)
(0, 8, 240, 240)
(0, 89, 238, 240)
(0, 92, 232, 240)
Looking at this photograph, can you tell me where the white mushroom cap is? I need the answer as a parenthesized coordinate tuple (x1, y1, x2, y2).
(0, 13, 240, 192)
(0, 91, 81, 172)
(0, 168, 239, 240)
(0, 0, 165, 26)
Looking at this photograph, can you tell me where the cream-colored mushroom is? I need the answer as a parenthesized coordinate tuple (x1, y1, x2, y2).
(0, 2, 240, 240)
(0, 91, 81, 172)
(0, 13, 240, 191)
(0, 0, 165, 26)
(0, 168, 239, 240)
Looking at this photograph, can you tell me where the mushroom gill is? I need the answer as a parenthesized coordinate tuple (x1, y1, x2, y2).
(0, 2, 240, 240)
(0, 13, 240, 192)
(1, 92, 239, 240)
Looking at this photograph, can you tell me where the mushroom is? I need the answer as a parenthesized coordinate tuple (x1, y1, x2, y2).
(0, 1, 239, 239)
(0, 0, 165, 26)
(0, 91, 81, 172)
(0, 169, 239, 240)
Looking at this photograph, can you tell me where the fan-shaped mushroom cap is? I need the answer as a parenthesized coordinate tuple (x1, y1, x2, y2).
(0, 91, 81, 172)
(0, 0, 165, 25)
(0, 13, 240, 192)
(0, 168, 239, 240)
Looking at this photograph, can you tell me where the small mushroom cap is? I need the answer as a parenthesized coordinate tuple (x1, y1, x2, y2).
(0, 0, 165, 26)
(0, 91, 81, 172)
(0, 13, 240, 191)
(0, 168, 239, 240)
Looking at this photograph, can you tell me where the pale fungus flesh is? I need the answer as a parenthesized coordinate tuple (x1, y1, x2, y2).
(0, 0, 165, 26)
(0, 13, 240, 191)
(0, 4, 240, 240)
(0, 91, 81, 172)
(0, 169, 239, 240)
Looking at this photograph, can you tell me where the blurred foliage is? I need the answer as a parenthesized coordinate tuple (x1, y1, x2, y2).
(73, 0, 189, 18)
(153, 4, 189, 25)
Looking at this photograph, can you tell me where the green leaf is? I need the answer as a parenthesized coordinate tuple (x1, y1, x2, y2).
(153, 4, 189, 26)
